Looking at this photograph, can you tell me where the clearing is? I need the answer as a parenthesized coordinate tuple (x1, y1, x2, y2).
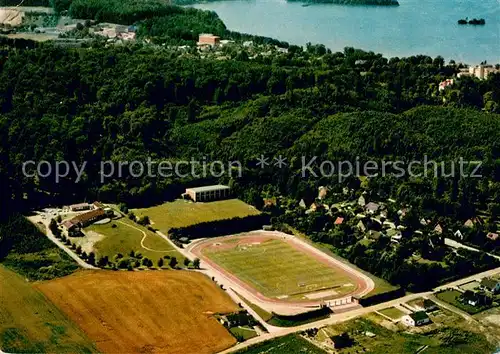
(85, 216, 182, 261)
(132, 199, 260, 234)
(36, 270, 240, 354)
(0, 265, 96, 353)
(199, 235, 360, 300)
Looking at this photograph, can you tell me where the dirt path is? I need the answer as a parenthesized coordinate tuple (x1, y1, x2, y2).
(116, 220, 171, 253)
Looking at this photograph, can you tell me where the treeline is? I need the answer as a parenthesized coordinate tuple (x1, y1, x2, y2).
(0, 0, 50, 5)
(169, 214, 269, 241)
(289, 0, 399, 5)
(269, 306, 332, 327)
(0, 214, 78, 280)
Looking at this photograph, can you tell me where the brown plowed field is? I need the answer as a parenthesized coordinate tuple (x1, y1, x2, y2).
(36, 270, 239, 354)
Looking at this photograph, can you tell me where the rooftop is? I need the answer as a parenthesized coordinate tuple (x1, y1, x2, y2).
(409, 311, 429, 321)
(186, 185, 230, 193)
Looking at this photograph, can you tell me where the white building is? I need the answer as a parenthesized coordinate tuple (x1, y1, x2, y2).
(402, 311, 430, 327)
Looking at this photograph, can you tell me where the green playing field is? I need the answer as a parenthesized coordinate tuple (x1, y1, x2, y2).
(204, 239, 356, 299)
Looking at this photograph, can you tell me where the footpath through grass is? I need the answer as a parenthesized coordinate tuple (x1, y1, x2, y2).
(88, 217, 182, 262)
(0, 265, 96, 354)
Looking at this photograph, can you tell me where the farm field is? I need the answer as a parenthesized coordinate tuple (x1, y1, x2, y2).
(201, 237, 357, 300)
(132, 199, 260, 234)
(0, 265, 96, 354)
(86, 217, 182, 262)
(36, 270, 240, 354)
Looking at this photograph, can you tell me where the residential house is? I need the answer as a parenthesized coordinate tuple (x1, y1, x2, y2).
(461, 290, 491, 307)
(358, 195, 367, 207)
(367, 230, 382, 241)
(462, 291, 480, 306)
(487, 232, 499, 241)
(299, 199, 307, 208)
(334, 217, 344, 226)
(481, 278, 500, 294)
(318, 186, 328, 200)
(420, 218, 430, 226)
(402, 311, 430, 327)
(454, 230, 464, 240)
(383, 221, 396, 230)
(397, 208, 408, 217)
(464, 217, 483, 228)
(387, 229, 402, 242)
(412, 299, 439, 312)
(357, 220, 367, 232)
(309, 201, 325, 212)
(365, 202, 380, 214)
(438, 79, 454, 91)
(434, 224, 443, 235)
(464, 219, 475, 228)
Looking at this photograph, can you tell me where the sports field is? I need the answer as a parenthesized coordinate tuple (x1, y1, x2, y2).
(199, 235, 359, 300)
(86, 217, 182, 261)
(0, 265, 96, 353)
(132, 199, 260, 234)
(36, 270, 240, 354)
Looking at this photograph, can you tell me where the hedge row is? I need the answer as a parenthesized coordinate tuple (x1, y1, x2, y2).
(169, 214, 270, 241)
(357, 287, 405, 307)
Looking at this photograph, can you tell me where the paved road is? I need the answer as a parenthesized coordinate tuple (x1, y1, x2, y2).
(27, 214, 98, 270)
(445, 238, 500, 260)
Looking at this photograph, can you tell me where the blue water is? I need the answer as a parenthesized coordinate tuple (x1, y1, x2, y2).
(192, 0, 500, 64)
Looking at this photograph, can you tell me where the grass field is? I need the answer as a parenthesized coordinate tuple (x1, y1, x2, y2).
(283, 225, 398, 297)
(87, 217, 182, 262)
(236, 334, 326, 354)
(378, 307, 405, 320)
(132, 199, 260, 234)
(0, 266, 96, 353)
(203, 238, 356, 299)
(36, 270, 240, 354)
(229, 326, 258, 341)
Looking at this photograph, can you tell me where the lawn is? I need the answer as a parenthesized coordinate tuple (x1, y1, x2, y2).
(204, 238, 355, 299)
(0, 265, 96, 354)
(435, 290, 492, 315)
(378, 307, 405, 320)
(86, 217, 182, 263)
(36, 270, 240, 354)
(236, 334, 326, 354)
(230, 326, 258, 341)
(132, 199, 260, 234)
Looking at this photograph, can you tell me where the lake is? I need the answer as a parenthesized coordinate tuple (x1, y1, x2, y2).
(192, 0, 500, 64)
